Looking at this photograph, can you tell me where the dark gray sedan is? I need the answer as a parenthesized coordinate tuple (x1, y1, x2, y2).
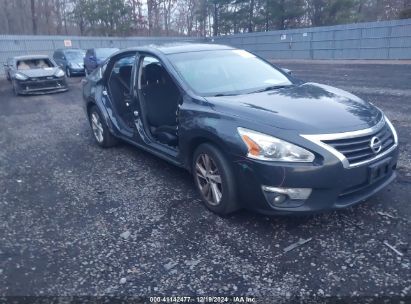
(4, 55, 68, 95)
(82, 43, 399, 215)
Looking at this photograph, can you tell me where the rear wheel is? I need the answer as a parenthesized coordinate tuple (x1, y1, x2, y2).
(192, 143, 238, 215)
(88, 105, 117, 147)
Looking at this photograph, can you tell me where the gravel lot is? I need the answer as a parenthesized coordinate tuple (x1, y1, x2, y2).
(1, 62, 410, 303)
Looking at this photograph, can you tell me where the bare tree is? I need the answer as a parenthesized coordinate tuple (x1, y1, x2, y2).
(31, 0, 37, 34)
(0, 0, 409, 37)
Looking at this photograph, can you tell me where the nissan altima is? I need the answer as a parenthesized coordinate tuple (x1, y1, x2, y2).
(82, 44, 399, 215)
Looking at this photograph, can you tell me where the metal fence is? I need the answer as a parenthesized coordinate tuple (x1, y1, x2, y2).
(1, 18, 410, 76)
(209, 18, 411, 60)
(0, 35, 199, 76)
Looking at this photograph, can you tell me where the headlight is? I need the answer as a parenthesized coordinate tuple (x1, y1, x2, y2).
(55, 68, 65, 77)
(384, 116, 398, 144)
(237, 127, 315, 162)
(14, 72, 28, 81)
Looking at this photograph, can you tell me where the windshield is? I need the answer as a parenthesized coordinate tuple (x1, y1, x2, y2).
(168, 49, 292, 96)
(17, 58, 54, 70)
(95, 48, 119, 60)
(65, 50, 85, 61)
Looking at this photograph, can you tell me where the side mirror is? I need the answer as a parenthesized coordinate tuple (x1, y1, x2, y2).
(281, 68, 292, 75)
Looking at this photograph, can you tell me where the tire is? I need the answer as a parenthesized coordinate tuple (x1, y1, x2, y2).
(6, 72, 11, 81)
(192, 143, 239, 215)
(66, 67, 71, 78)
(85, 68, 88, 77)
(88, 105, 117, 148)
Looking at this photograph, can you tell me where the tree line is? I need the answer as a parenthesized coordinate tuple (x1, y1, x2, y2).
(0, 0, 410, 37)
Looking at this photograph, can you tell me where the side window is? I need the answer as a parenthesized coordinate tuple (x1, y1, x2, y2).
(110, 55, 136, 91)
(107, 55, 135, 104)
(138, 56, 161, 89)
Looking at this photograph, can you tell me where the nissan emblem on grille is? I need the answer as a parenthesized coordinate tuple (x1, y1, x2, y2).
(370, 136, 382, 154)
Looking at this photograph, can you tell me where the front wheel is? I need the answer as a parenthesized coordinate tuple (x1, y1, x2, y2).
(192, 143, 239, 215)
(88, 105, 117, 148)
(66, 67, 71, 78)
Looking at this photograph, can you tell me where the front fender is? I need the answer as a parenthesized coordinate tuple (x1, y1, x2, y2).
(179, 105, 247, 170)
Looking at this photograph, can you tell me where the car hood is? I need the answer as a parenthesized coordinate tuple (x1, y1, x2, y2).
(205, 82, 383, 133)
(19, 67, 60, 78)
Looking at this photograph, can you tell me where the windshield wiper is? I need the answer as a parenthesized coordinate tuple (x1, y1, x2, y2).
(248, 84, 291, 94)
(213, 93, 238, 97)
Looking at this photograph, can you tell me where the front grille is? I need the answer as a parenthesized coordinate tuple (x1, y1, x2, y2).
(30, 76, 57, 81)
(20, 79, 65, 90)
(322, 122, 395, 166)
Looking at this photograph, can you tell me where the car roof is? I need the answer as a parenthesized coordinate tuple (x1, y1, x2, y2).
(13, 55, 50, 60)
(125, 43, 235, 55)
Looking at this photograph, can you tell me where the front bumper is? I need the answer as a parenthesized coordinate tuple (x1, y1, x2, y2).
(15, 78, 68, 95)
(234, 146, 399, 215)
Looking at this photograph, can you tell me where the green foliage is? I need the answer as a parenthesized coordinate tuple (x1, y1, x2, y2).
(307, 0, 358, 26)
(71, 0, 133, 35)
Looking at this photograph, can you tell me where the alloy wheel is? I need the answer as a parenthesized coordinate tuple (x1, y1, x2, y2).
(195, 153, 223, 206)
(91, 112, 104, 143)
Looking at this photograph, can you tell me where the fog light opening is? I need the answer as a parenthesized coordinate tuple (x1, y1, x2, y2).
(262, 186, 312, 200)
(273, 194, 288, 205)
